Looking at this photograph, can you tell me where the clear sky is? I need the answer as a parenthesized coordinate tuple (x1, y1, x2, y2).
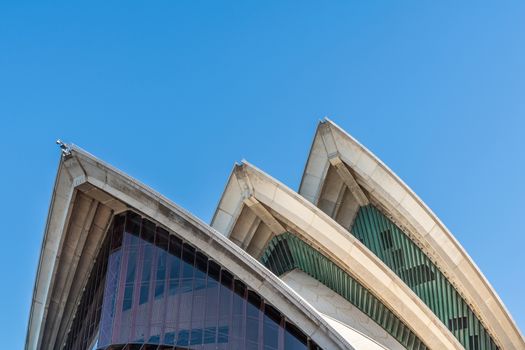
(1, 1, 524, 348)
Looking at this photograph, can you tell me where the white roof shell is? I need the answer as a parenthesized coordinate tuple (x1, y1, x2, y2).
(298, 119, 525, 350)
(26, 146, 351, 350)
(211, 161, 463, 350)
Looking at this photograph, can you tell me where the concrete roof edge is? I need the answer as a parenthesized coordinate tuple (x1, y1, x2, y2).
(27, 145, 353, 350)
(225, 161, 463, 349)
(25, 153, 66, 349)
(303, 119, 525, 348)
(298, 118, 327, 197)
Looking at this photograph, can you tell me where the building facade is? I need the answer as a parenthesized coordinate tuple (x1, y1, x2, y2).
(27, 120, 524, 350)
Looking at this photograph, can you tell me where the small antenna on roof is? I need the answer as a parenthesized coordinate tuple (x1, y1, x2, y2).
(56, 139, 72, 157)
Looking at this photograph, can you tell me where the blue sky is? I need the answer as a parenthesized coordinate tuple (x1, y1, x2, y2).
(1, 1, 524, 348)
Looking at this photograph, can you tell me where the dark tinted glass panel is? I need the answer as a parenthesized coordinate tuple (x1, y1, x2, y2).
(246, 291, 262, 348)
(285, 322, 308, 350)
(139, 244, 153, 304)
(264, 304, 281, 350)
(89, 211, 322, 350)
(125, 212, 141, 238)
(111, 215, 125, 251)
(154, 246, 166, 299)
(141, 218, 155, 243)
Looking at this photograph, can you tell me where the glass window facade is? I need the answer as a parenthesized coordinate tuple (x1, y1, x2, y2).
(64, 211, 323, 350)
(261, 233, 428, 350)
(352, 205, 499, 350)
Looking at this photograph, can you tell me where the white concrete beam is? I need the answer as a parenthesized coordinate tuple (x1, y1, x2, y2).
(244, 196, 286, 235)
(329, 155, 369, 207)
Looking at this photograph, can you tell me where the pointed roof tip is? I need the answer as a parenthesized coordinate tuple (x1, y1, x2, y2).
(238, 160, 259, 174)
(319, 116, 332, 126)
(233, 160, 250, 173)
(55, 139, 72, 157)
(318, 117, 342, 132)
(241, 159, 261, 168)
(315, 117, 341, 135)
(236, 159, 247, 168)
(234, 160, 265, 176)
(317, 117, 358, 141)
(321, 116, 339, 126)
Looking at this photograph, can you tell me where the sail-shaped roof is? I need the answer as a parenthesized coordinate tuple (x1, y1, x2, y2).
(298, 119, 525, 349)
(26, 145, 350, 350)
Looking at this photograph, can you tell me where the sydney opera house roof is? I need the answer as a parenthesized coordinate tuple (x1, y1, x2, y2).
(27, 119, 524, 350)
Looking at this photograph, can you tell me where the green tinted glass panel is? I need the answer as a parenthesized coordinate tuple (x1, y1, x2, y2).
(352, 205, 498, 350)
(261, 233, 428, 350)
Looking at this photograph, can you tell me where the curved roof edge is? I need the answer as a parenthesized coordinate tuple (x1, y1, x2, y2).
(26, 146, 351, 350)
(211, 161, 463, 350)
(298, 118, 525, 349)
